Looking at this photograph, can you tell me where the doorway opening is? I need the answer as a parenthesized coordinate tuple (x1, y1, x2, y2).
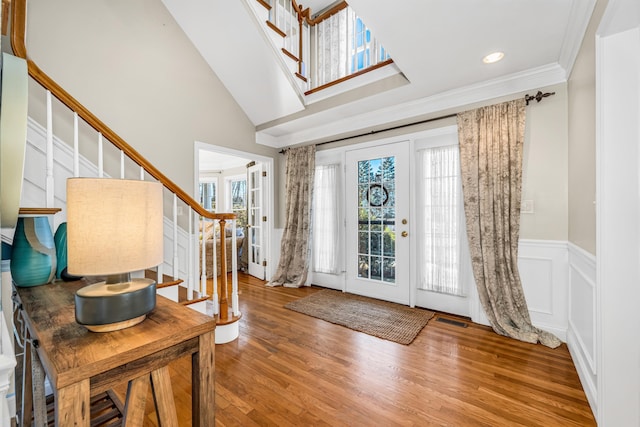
(195, 142, 274, 281)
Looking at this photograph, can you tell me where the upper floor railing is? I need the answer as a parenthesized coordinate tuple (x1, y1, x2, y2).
(260, 0, 393, 94)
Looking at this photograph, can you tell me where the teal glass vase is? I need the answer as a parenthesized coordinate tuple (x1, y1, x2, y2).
(10, 216, 57, 287)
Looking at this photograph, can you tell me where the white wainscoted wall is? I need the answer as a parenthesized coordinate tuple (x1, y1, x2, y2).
(518, 239, 569, 341)
(567, 242, 597, 417)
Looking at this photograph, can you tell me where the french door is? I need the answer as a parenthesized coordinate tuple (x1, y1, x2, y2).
(247, 163, 265, 279)
(345, 142, 411, 305)
(341, 131, 472, 315)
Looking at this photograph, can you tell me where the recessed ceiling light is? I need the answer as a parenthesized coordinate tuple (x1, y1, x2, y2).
(483, 51, 504, 64)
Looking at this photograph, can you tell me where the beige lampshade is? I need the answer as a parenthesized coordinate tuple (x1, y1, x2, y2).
(66, 178, 164, 276)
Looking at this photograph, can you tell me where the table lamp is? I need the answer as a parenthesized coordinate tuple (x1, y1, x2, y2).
(66, 178, 164, 332)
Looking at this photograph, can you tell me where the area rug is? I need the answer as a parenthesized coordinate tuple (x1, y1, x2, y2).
(284, 289, 435, 345)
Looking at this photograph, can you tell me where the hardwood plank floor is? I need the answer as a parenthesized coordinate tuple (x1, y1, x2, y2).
(127, 273, 595, 426)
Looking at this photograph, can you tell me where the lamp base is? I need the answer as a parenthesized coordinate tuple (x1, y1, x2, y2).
(75, 278, 156, 332)
(83, 314, 147, 333)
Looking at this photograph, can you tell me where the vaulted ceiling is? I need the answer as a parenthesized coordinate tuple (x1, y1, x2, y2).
(162, 0, 596, 148)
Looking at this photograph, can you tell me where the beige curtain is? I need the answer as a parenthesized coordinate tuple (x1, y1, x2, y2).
(457, 99, 561, 348)
(268, 146, 316, 288)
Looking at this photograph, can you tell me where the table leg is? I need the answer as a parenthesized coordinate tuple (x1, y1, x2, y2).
(20, 337, 33, 427)
(30, 344, 47, 426)
(56, 379, 90, 427)
(192, 330, 215, 427)
(122, 374, 150, 426)
(150, 366, 178, 427)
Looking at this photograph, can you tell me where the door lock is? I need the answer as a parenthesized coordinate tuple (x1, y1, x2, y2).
(401, 231, 408, 237)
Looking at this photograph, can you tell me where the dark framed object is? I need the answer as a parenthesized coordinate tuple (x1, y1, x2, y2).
(367, 183, 389, 207)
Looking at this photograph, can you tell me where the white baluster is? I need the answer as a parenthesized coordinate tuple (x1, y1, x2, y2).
(200, 217, 208, 301)
(172, 195, 178, 280)
(231, 220, 239, 316)
(120, 150, 125, 179)
(45, 91, 54, 210)
(188, 210, 194, 294)
(73, 112, 79, 177)
(344, 9, 349, 76)
(212, 219, 219, 315)
(157, 263, 163, 285)
(157, 203, 164, 285)
(140, 167, 144, 181)
(98, 133, 104, 178)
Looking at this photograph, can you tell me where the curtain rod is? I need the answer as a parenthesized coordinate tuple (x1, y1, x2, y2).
(278, 90, 555, 154)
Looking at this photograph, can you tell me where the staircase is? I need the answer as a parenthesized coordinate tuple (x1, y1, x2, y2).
(6, 0, 241, 344)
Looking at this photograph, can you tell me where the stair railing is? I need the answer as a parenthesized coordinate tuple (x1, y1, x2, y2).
(10, 0, 240, 323)
(258, 0, 392, 94)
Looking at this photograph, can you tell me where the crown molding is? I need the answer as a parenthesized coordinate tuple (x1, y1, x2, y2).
(559, 0, 598, 77)
(257, 62, 567, 148)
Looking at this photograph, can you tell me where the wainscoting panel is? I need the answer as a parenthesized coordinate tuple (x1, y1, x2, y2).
(517, 239, 569, 341)
(567, 242, 597, 417)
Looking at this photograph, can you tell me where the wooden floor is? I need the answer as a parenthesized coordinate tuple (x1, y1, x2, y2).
(124, 272, 596, 426)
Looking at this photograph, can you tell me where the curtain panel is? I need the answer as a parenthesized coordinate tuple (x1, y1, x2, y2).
(457, 99, 561, 348)
(419, 145, 464, 296)
(312, 164, 340, 274)
(268, 146, 316, 288)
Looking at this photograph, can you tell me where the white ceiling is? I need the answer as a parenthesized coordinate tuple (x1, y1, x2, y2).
(163, 0, 597, 148)
(199, 150, 252, 172)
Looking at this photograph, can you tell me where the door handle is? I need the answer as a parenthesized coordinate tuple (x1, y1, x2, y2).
(401, 231, 408, 237)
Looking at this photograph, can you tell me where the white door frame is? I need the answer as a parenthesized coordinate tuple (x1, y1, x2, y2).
(595, 0, 640, 423)
(345, 140, 412, 305)
(194, 141, 275, 280)
(247, 162, 266, 279)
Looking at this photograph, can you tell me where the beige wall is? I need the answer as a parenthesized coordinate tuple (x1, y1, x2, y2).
(24, 0, 277, 204)
(520, 83, 568, 240)
(308, 82, 569, 241)
(567, 0, 608, 255)
(22, 0, 572, 241)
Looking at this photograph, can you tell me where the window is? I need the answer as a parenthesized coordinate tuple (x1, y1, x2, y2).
(313, 7, 390, 89)
(199, 179, 217, 212)
(226, 176, 247, 227)
(418, 144, 465, 296)
(312, 164, 340, 274)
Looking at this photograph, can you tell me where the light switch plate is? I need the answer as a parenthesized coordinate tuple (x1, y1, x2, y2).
(521, 199, 534, 214)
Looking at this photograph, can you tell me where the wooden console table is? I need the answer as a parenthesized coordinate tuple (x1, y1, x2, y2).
(14, 278, 215, 426)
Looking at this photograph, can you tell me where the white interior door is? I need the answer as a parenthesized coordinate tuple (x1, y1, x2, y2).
(247, 163, 265, 279)
(345, 141, 411, 305)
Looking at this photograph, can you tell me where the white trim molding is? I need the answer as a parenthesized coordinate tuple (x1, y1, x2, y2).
(567, 242, 597, 418)
(517, 239, 569, 341)
(595, 1, 640, 423)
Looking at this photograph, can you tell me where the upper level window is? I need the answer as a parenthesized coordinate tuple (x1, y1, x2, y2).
(265, 1, 392, 94)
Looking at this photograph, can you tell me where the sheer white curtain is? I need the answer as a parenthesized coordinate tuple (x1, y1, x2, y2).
(312, 164, 340, 274)
(419, 145, 464, 296)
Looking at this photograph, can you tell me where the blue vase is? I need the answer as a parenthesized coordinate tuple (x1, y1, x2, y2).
(10, 216, 57, 287)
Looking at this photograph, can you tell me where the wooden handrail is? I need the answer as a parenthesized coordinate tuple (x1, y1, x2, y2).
(10, 0, 234, 223)
(295, 0, 348, 26)
(304, 58, 394, 96)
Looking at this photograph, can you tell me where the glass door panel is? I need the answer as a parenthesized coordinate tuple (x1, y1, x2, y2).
(345, 142, 410, 305)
